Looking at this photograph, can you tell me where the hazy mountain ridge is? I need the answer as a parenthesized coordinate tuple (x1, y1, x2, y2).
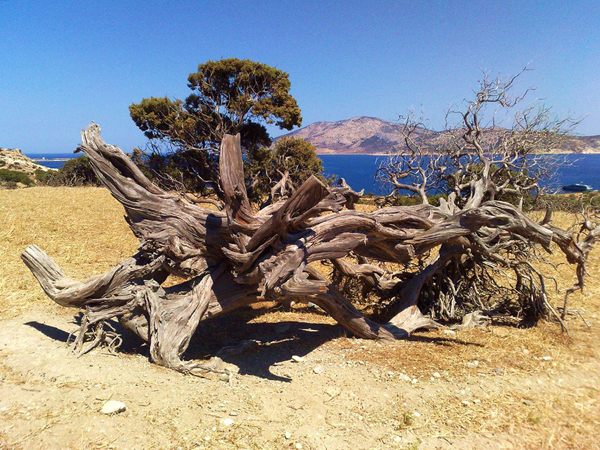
(280, 116, 600, 155)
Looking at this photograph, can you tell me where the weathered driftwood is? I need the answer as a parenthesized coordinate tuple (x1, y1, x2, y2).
(22, 124, 597, 377)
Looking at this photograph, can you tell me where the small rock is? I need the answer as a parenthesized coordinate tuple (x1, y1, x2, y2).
(467, 360, 479, 368)
(291, 355, 305, 363)
(220, 418, 234, 427)
(100, 400, 126, 415)
(313, 365, 325, 374)
(494, 367, 504, 375)
(461, 400, 471, 407)
(229, 411, 239, 416)
(411, 378, 418, 384)
(399, 373, 411, 382)
(412, 411, 421, 417)
(394, 436, 402, 443)
(326, 387, 341, 398)
(522, 348, 529, 355)
(492, 327, 510, 338)
(433, 372, 441, 378)
(295, 444, 303, 449)
(443, 329, 456, 336)
(285, 431, 292, 440)
(541, 356, 552, 361)
(523, 399, 534, 406)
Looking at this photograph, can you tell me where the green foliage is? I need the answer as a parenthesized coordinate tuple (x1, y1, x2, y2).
(246, 137, 324, 200)
(34, 168, 53, 184)
(0, 168, 34, 187)
(538, 191, 600, 213)
(38, 156, 101, 187)
(129, 58, 302, 192)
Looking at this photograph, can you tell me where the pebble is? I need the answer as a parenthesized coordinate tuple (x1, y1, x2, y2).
(100, 400, 126, 415)
(443, 329, 456, 336)
(433, 372, 441, 378)
(229, 411, 239, 416)
(220, 418, 234, 427)
(326, 387, 341, 398)
(541, 356, 552, 361)
(295, 444, 303, 449)
(461, 400, 471, 407)
(398, 373, 411, 382)
(467, 360, 479, 368)
(285, 432, 292, 440)
(412, 411, 421, 417)
(291, 355, 305, 363)
(313, 365, 325, 374)
(492, 327, 510, 338)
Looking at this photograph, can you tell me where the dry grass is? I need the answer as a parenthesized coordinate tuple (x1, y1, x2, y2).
(1, 187, 600, 449)
(0, 187, 138, 317)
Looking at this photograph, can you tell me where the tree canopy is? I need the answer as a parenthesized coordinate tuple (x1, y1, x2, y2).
(129, 59, 302, 192)
(246, 136, 324, 201)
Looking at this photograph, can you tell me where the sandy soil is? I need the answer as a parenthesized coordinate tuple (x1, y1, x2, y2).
(1, 187, 599, 450)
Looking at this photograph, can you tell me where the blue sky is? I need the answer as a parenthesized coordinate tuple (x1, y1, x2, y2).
(1, 0, 598, 154)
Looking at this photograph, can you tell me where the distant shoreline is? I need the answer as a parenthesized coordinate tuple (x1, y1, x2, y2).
(31, 158, 71, 162)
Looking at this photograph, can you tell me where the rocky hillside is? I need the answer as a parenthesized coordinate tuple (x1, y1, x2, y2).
(280, 116, 600, 155)
(0, 148, 51, 175)
(0, 148, 53, 187)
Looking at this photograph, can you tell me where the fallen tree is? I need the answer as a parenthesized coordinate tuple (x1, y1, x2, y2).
(21, 73, 600, 378)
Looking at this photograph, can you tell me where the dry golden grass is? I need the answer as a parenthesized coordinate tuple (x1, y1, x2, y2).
(1, 187, 599, 449)
(0, 187, 138, 317)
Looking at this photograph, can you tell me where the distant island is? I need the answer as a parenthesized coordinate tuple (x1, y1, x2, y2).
(280, 116, 600, 155)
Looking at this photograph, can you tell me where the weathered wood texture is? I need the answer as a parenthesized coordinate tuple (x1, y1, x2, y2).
(22, 124, 598, 376)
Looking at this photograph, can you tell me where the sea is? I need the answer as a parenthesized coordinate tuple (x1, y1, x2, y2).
(28, 152, 600, 195)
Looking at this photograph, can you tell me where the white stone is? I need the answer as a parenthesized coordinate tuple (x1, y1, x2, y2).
(291, 355, 305, 363)
(220, 418, 234, 427)
(313, 365, 325, 374)
(467, 360, 479, 368)
(541, 356, 552, 361)
(433, 372, 441, 378)
(100, 400, 126, 415)
(285, 432, 291, 440)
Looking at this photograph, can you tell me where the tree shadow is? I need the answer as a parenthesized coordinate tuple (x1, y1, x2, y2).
(187, 313, 344, 382)
(25, 321, 70, 343)
(25, 309, 486, 383)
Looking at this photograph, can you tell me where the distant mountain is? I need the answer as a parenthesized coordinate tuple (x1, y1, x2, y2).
(279, 116, 600, 155)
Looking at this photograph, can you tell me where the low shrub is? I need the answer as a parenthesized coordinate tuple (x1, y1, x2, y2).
(0, 168, 34, 187)
(37, 156, 101, 187)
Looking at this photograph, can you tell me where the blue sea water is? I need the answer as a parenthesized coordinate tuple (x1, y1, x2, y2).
(28, 152, 600, 194)
(27, 153, 77, 169)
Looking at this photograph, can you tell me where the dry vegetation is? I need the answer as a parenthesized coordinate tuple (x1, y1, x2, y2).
(1, 187, 599, 449)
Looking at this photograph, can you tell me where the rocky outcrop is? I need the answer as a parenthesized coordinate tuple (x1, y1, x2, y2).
(0, 148, 52, 176)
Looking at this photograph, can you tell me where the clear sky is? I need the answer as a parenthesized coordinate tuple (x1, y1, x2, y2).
(1, 0, 599, 154)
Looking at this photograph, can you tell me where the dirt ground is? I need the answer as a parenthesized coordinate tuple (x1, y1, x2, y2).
(1, 187, 599, 450)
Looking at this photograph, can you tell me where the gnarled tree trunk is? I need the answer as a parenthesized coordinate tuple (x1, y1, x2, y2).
(22, 124, 597, 376)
